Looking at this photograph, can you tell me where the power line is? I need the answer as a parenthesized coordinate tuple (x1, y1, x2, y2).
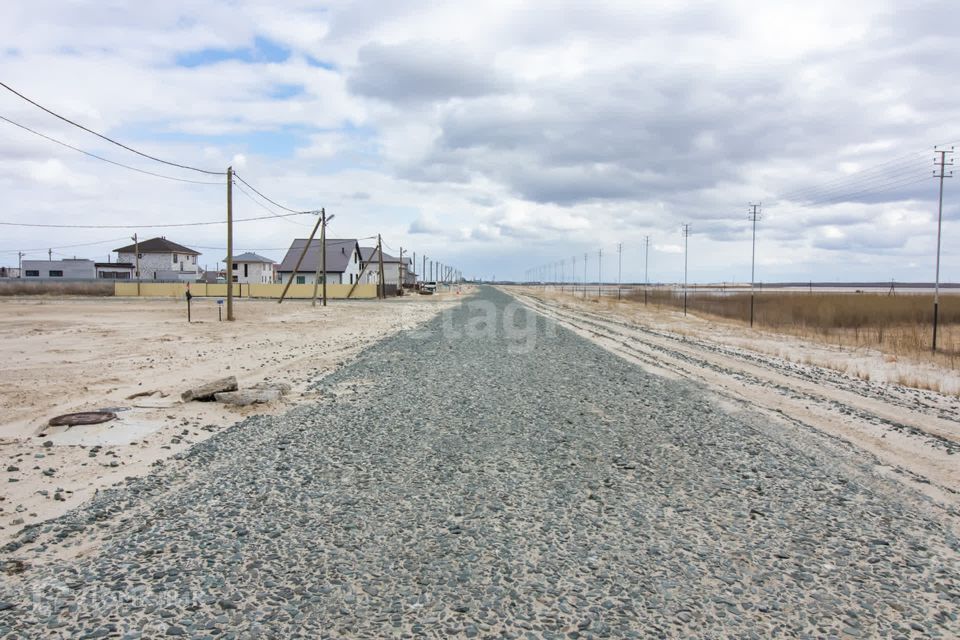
(0, 235, 130, 254)
(0, 81, 224, 176)
(0, 114, 222, 185)
(780, 150, 930, 202)
(233, 172, 309, 214)
(0, 211, 310, 229)
(232, 179, 312, 227)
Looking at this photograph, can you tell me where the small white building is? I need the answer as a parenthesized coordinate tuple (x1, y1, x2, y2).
(22, 258, 96, 279)
(276, 239, 363, 285)
(113, 237, 201, 282)
(359, 247, 409, 287)
(225, 252, 276, 284)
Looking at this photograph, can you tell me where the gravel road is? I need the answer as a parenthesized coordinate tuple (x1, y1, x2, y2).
(1, 286, 958, 638)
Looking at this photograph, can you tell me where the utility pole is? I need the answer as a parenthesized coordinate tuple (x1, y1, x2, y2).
(617, 243, 622, 300)
(597, 248, 602, 298)
(748, 203, 762, 327)
(226, 166, 234, 320)
(311, 209, 330, 307)
(279, 212, 323, 304)
(48, 248, 52, 261)
(583, 253, 588, 299)
(399, 247, 404, 294)
(17, 251, 24, 277)
(643, 235, 650, 306)
(682, 224, 691, 316)
(933, 146, 954, 351)
(412, 251, 416, 286)
(560, 259, 565, 293)
(422, 255, 426, 288)
(377, 234, 386, 299)
(132, 232, 140, 296)
(572, 255, 576, 295)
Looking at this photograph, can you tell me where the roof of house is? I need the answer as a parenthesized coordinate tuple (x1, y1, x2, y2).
(277, 238, 359, 274)
(114, 237, 200, 255)
(223, 252, 275, 264)
(359, 247, 402, 263)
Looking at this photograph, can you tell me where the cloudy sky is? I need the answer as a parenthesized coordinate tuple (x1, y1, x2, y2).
(1, 0, 958, 283)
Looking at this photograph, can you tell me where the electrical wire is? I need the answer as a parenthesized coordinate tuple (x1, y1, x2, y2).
(0, 211, 310, 229)
(232, 179, 312, 227)
(0, 81, 224, 175)
(0, 235, 130, 254)
(232, 172, 310, 213)
(0, 115, 223, 185)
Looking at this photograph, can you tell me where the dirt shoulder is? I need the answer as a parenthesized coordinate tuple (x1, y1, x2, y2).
(509, 287, 960, 519)
(0, 290, 466, 545)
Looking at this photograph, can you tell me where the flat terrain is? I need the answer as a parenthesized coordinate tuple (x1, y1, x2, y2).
(513, 287, 960, 511)
(1, 287, 957, 638)
(0, 293, 462, 544)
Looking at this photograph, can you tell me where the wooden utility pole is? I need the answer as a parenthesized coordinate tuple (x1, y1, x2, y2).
(133, 233, 140, 296)
(377, 234, 386, 299)
(312, 209, 328, 307)
(226, 166, 235, 320)
(279, 212, 323, 304)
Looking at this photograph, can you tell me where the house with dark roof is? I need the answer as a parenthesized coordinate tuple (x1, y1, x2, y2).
(113, 237, 201, 282)
(223, 252, 276, 284)
(276, 239, 362, 285)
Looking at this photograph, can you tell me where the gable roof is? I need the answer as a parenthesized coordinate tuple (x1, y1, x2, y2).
(224, 252, 275, 264)
(277, 238, 359, 274)
(359, 246, 401, 263)
(114, 237, 200, 255)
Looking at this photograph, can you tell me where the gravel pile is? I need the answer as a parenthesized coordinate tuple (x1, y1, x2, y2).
(1, 287, 958, 638)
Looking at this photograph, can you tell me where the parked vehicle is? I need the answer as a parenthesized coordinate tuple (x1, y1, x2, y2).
(420, 281, 437, 294)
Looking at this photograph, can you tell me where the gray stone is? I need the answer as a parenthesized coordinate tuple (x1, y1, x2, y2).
(213, 389, 282, 407)
(181, 377, 238, 402)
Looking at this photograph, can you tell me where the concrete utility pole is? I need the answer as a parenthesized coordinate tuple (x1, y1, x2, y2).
(643, 235, 650, 306)
(48, 248, 52, 261)
(422, 255, 426, 288)
(748, 203, 762, 327)
(617, 243, 622, 300)
(682, 224, 691, 316)
(412, 251, 416, 285)
(560, 259, 565, 293)
(933, 147, 953, 351)
(17, 251, 24, 277)
(226, 166, 234, 320)
(597, 248, 602, 298)
(583, 253, 588, 299)
(132, 233, 140, 296)
(571, 255, 576, 295)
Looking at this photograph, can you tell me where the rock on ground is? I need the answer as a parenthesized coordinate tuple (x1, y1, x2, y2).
(180, 376, 238, 402)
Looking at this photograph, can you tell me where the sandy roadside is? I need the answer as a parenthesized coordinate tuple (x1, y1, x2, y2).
(0, 290, 466, 545)
(509, 287, 960, 516)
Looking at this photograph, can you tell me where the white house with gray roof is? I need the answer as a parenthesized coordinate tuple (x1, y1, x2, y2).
(224, 252, 276, 284)
(276, 239, 362, 285)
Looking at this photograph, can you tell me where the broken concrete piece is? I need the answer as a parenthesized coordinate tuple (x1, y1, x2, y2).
(213, 389, 282, 406)
(249, 382, 292, 395)
(181, 376, 238, 402)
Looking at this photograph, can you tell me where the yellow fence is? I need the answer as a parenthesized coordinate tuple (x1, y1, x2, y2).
(115, 282, 379, 299)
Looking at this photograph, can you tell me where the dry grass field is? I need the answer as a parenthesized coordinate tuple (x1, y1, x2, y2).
(623, 289, 960, 369)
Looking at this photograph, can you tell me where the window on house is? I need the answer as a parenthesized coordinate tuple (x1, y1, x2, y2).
(25, 270, 39, 277)
(173, 253, 178, 263)
(296, 275, 306, 284)
(49, 270, 63, 277)
(244, 264, 248, 278)
(232, 263, 238, 270)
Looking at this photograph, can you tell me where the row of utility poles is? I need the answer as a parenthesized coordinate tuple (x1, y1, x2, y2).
(524, 232, 659, 305)
(524, 142, 951, 352)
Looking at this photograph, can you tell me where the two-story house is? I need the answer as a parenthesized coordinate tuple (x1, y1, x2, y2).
(113, 237, 201, 282)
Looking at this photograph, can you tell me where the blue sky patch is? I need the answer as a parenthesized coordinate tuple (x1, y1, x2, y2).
(175, 36, 291, 67)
